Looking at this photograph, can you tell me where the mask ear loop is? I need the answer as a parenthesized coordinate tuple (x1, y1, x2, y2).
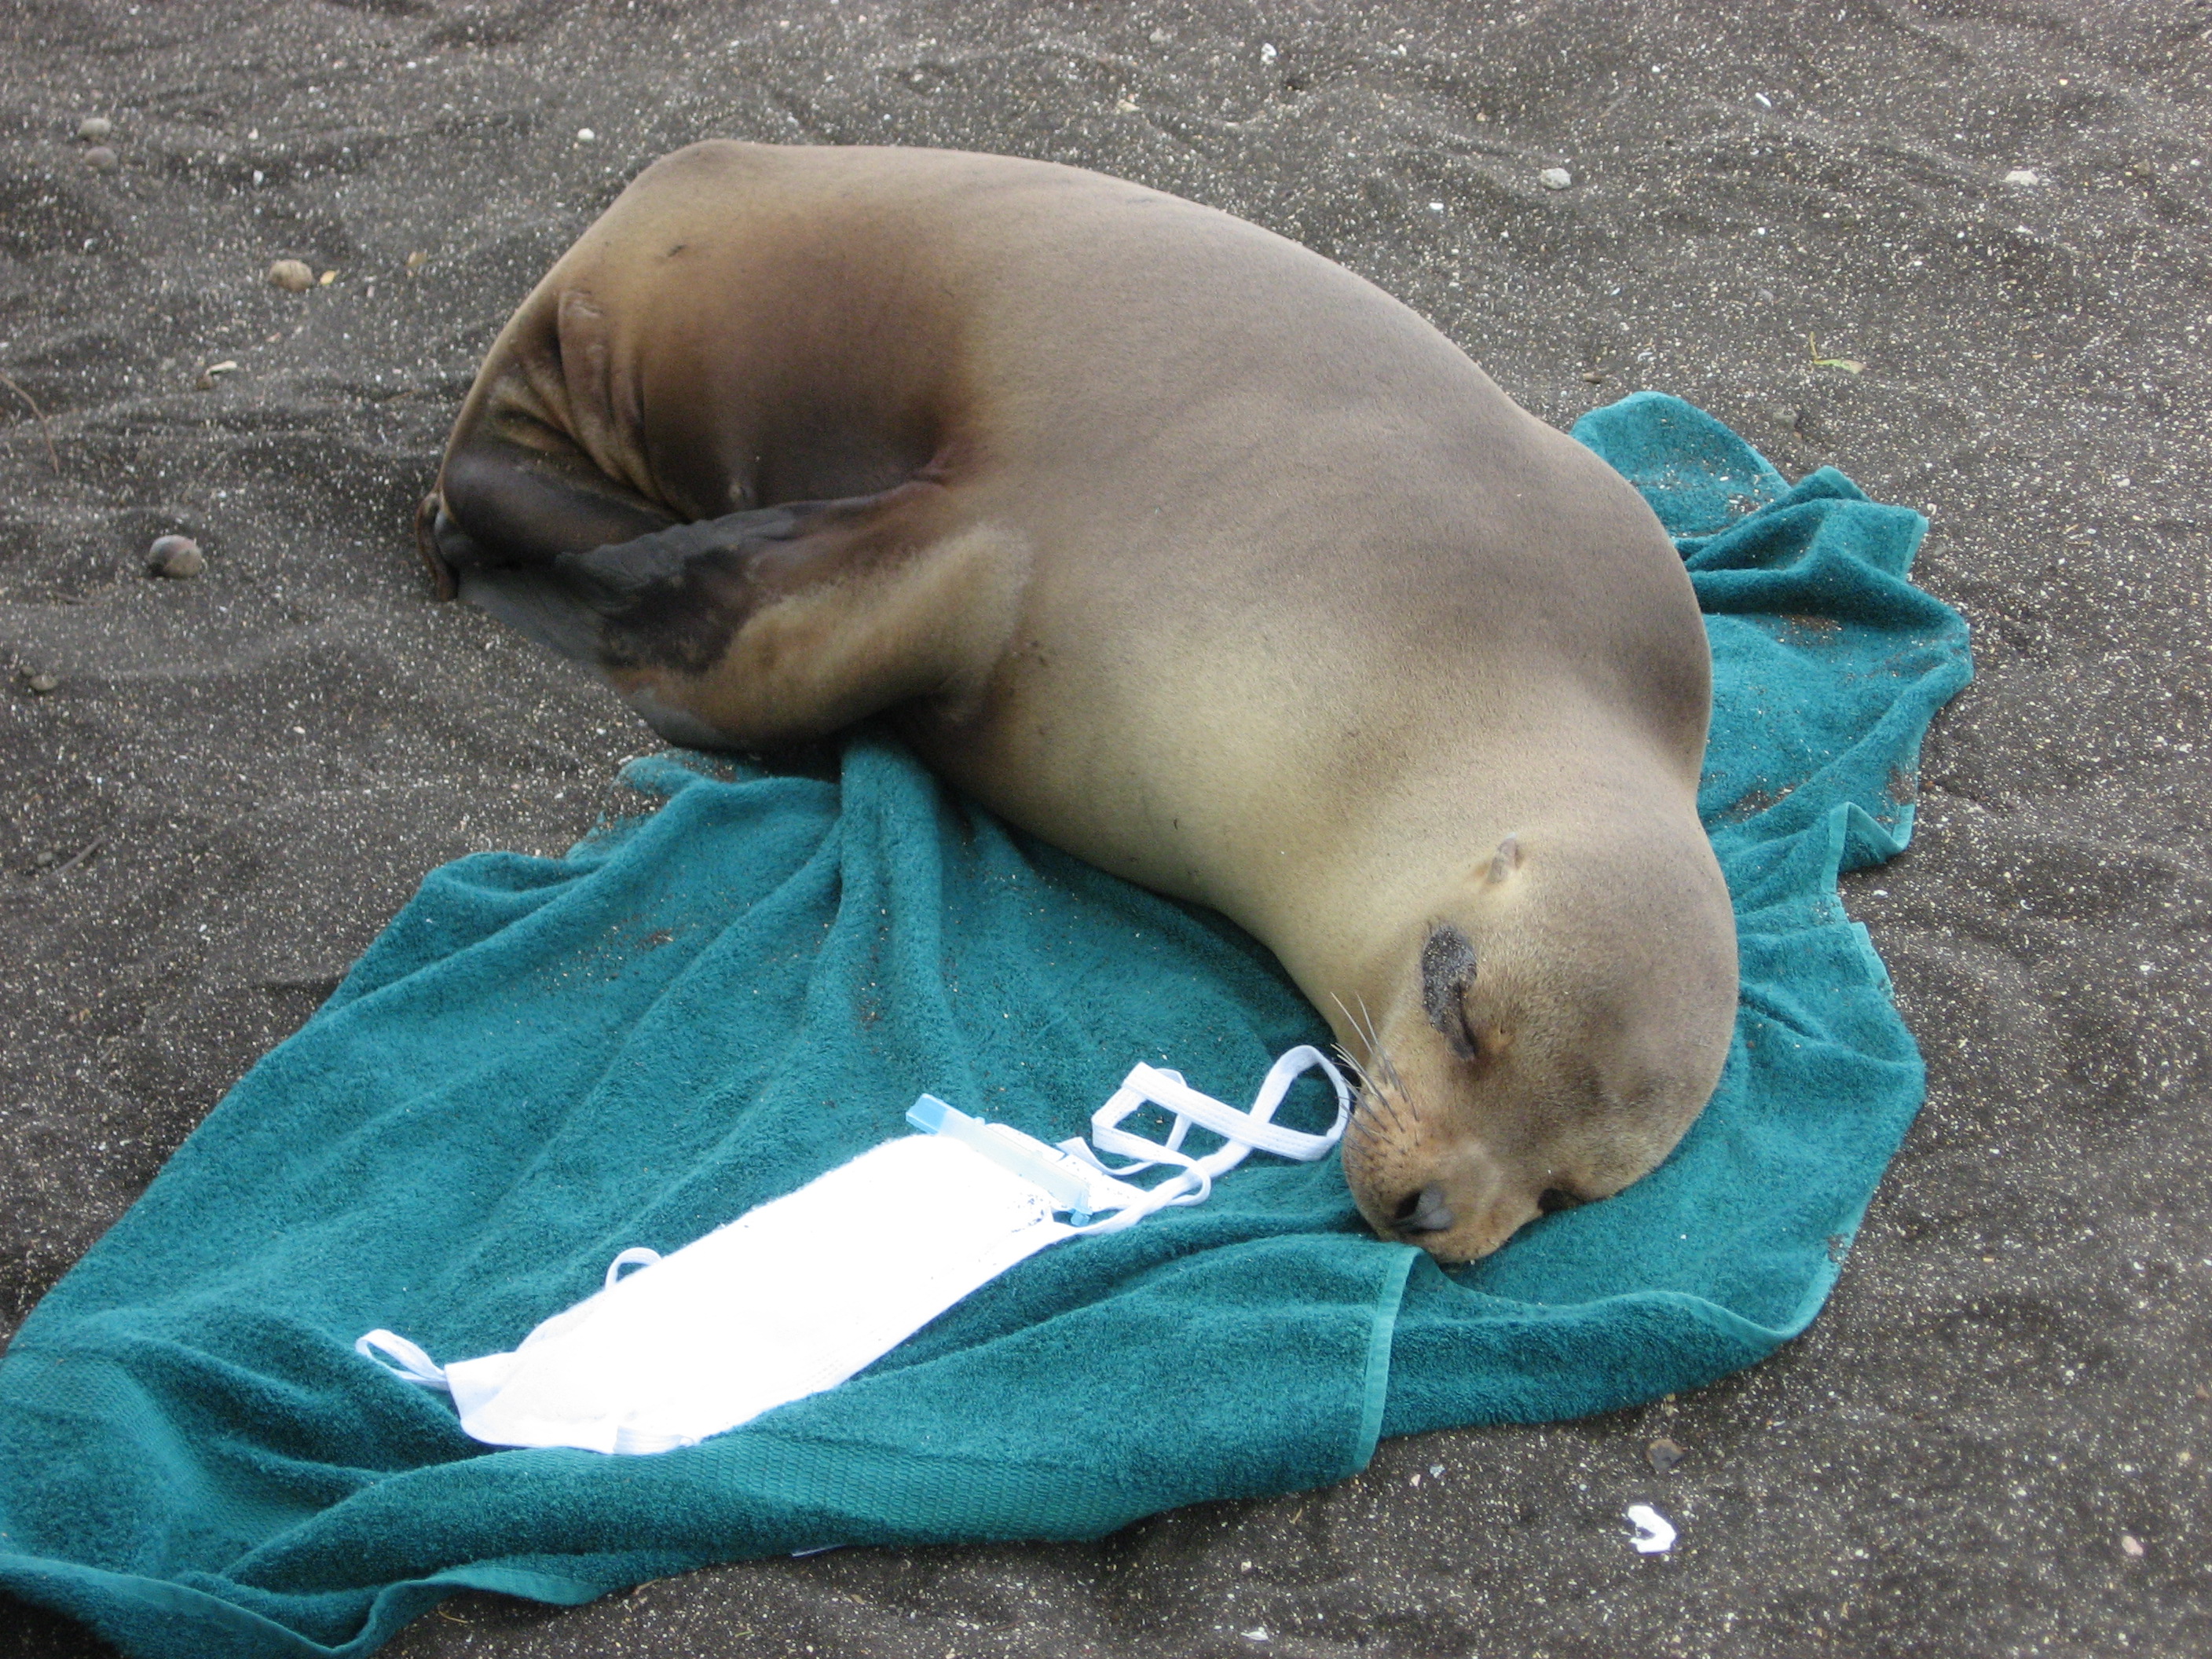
(604, 1247, 662, 1288)
(356, 1246, 666, 1394)
(354, 1329, 451, 1392)
(1066, 1046, 1352, 1235)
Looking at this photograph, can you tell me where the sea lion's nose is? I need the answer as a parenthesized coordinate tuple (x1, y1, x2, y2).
(1392, 1184, 1456, 1236)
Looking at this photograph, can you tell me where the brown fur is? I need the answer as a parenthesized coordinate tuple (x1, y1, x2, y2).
(421, 142, 1738, 1262)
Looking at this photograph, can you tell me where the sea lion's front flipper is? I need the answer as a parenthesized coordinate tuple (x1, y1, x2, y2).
(549, 500, 863, 676)
(432, 442, 1015, 749)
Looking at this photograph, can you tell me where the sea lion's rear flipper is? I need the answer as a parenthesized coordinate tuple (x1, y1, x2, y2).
(429, 440, 679, 579)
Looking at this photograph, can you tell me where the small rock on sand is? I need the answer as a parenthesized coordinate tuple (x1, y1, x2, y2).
(2004, 168, 2040, 187)
(1646, 1436, 1686, 1474)
(148, 535, 206, 578)
(268, 258, 314, 292)
(76, 116, 112, 141)
(25, 673, 58, 695)
(1539, 167, 1573, 190)
(82, 146, 117, 173)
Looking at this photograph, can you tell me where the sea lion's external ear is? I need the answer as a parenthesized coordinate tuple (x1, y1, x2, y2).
(1488, 835, 1522, 884)
(1421, 921, 1479, 1056)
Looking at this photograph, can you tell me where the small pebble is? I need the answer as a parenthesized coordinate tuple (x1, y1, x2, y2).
(1581, 369, 1608, 384)
(2003, 168, 2040, 187)
(268, 258, 314, 292)
(1646, 1435, 1686, 1474)
(148, 535, 206, 578)
(2121, 1534, 2144, 1558)
(1539, 167, 1573, 190)
(82, 145, 118, 173)
(576, 126, 597, 142)
(27, 672, 58, 694)
(76, 116, 112, 141)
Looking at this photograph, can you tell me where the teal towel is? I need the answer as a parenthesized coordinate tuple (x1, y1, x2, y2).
(0, 395, 1971, 1658)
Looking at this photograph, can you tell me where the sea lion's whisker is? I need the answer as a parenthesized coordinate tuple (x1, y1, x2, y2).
(1328, 998, 1401, 1142)
(1350, 994, 1417, 1108)
(1351, 994, 1383, 1054)
(1389, 1071, 1417, 1122)
(1375, 1088, 1409, 1135)
(1329, 1038, 1368, 1085)
(1329, 994, 1376, 1065)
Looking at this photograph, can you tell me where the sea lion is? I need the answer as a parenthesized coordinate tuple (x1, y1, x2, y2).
(416, 141, 1738, 1264)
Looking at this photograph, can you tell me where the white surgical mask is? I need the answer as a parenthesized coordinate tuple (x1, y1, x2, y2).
(357, 1046, 1349, 1455)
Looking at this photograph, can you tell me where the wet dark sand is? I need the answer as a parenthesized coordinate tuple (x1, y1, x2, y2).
(2, 2, 2208, 1654)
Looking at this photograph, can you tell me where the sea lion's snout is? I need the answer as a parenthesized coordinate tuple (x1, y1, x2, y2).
(1384, 1178, 1551, 1261)
(1342, 1087, 1540, 1264)
(1363, 1147, 1548, 1265)
(1392, 1184, 1455, 1236)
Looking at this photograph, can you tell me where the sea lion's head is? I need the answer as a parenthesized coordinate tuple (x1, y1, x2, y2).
(1339, 822, 1738, 1264)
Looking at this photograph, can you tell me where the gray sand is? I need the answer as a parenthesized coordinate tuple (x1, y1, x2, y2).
(2, 2, 2207, 1654)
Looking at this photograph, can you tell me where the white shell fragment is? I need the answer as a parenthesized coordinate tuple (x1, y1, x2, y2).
(1625, 1503, 1677, 1554)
